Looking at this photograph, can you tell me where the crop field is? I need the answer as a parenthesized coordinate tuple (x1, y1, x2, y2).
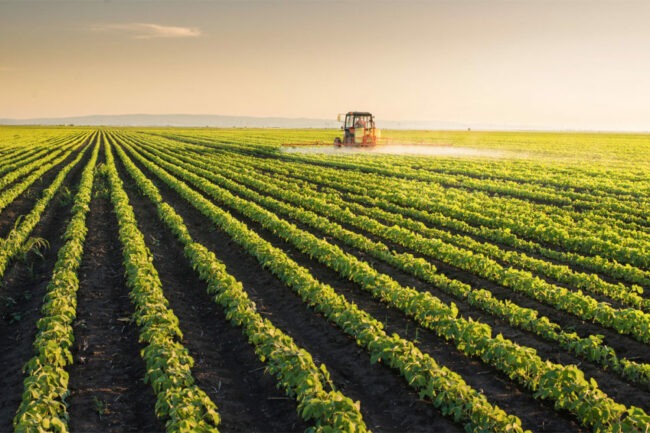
(1, 125, 650, 433)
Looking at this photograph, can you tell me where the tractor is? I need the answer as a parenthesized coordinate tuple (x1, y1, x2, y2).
(282, 111, 380, 147)
(334, 112, 379, 147)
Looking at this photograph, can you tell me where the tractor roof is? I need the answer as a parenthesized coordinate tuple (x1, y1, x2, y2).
(347, 112, 373, 116)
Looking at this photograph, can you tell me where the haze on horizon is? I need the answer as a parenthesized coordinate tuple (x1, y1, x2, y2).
(1, 0, 649, 131)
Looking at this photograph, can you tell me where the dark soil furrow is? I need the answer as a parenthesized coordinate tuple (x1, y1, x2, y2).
(114, 152, 310, 433)
(66, 144, 161, 433)
(261, 164, 650, 291)
(125, 144, 584, 433)
(146, 147, 650, 407)
(211, 167, 650, 363)
(233, 162, 650, 360)
(215, 158, 643, 308)
(334, 190, 650, 297)
(0, 136, 92, 239)
(120, 146, 466, 433)
(217, 180, 650, 411)
(261, 155, 644, 226)
(342, 218, 650, 360)
(0, 141, 92, 431)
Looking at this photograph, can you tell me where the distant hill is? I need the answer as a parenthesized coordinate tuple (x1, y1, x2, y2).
(0, 113, 481, 130)
(3, 113, 647, 132)
(0, 114, 338, 128)
(2, 113, 593, 131)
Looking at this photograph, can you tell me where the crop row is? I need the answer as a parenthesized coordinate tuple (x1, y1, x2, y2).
(0, 140, 67, 177)
(13, 140, 99, 432)
(109, 135, 369, 432)
(218, 150, 650, 288)
(151, 130, 650, 226)
(396, 157, 649, 201)
(273, 146, 650, 224)
(143, 140, 650, 389)
(211, 134, 650, 249)
(0, 140, 91, 280)
(114, 133, 528, 433)
(138, 130, 650, 284)
(363, 156, 650, 232)
(0, 131, 82, 164)
(256, 162, 650, 342)
(104, 140, 221, 432)
(213, 151, 647, 311)
(0, 133, 91, 219)
(249, 152, 650, 269)
(135, 138, 650, 344)
(184, 127, 648, 200)
(119, 133, 650, 432)
(0, 132, 88, 193)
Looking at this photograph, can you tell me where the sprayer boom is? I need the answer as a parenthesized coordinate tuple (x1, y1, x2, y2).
(282, 111, 378, 147)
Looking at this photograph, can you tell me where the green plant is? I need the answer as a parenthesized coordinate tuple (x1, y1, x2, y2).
(18, 237, 49, 263)
(13, 136, 99, 433)
(119, 132, 650, 432)
(93, 397, 108, 417)
(9, 311, 22, 324)
(112, 135, 368, 433)
(58, 187, 74, 207)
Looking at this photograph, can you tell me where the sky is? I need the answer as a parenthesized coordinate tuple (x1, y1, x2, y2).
(1, 0, 649, 131)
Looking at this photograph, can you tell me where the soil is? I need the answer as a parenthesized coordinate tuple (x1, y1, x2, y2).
(0, 135, 93, 239)
(2, 130, 647, 433)
(115, 153, 311, 433)
(244, 193, 650, 410)
(251, 165, 650, 358)
(252, 158, 650, 291)
(119, 148, 466, 432)
(169, 149, 650, 390)
(0, 139, 93, 430)
(271, 152, 648, 228)
(132, 137, 650, 413)
(332, 190, 650, 296)
(66, 144, 161, 433)
(123, 144, 584, 433)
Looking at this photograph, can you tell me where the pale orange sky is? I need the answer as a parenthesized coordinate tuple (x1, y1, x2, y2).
(1, 0, 649, 130)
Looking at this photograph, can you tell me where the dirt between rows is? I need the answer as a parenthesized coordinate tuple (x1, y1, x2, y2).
(411, 161, 643, 198)
(257, 168, 650, 361)
(0, 138, 93, 431)
(167, 148, 650, 403)
(207, 168, 650, 410)
(344, 217, 650, 361)
(211, 160, 647, 340)
(65, 144, 161, 433)
(410, 164, 648, 222)
(115, 152, 312, 433)
(0, 137, 92, 240)
(259, 187, 650, 408)
(249, 160, 650, 293)
(119, 147, 466, 432)
(326, 190, 650, 307)
(268, 154, 650, 233)
(176, 147, 647, 293)
(122, 145, 588, 433)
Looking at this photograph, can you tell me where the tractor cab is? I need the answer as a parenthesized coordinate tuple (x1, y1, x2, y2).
(335, 112, 379, 146)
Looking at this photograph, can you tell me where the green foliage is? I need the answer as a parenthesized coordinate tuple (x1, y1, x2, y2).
(118, 129, 650, 432)
(114, 133, 529, 433)
(9, 126, 650, 433)
(102, 141, 220, 433)
(111, 136, 368, 433)
(0, 137, 90, 282)
(14, 136, 99, 433)
(93, 397, 108, 417)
